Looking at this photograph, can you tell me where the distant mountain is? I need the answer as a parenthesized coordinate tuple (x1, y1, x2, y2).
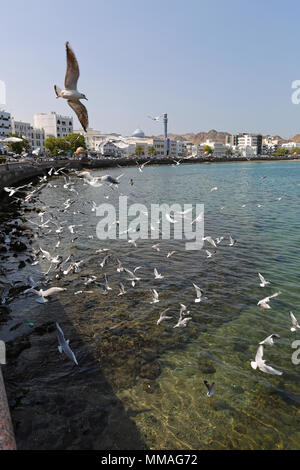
(153, 129, 231, 145)
(290, 134, 300, 142)
(152, 129, 289, 145)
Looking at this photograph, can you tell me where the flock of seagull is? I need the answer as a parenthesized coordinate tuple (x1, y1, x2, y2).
(1, 40, 299, 400)
(3, 162, 299, 401)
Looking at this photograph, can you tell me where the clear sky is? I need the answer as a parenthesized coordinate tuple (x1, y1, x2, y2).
(2, 0, 300, 138)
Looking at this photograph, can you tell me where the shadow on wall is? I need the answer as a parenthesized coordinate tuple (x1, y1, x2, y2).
(0, 195, 148, 450)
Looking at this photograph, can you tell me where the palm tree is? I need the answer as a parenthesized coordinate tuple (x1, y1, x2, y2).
(135, 145, 144, 157)
(203, 145, 213, 156)
(147, 146, 156, 157)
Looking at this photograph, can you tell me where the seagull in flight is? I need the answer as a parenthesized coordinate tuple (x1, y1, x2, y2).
(157, 308, 172, 325)
(251, 345, 282, 375)
(147, 115, 161, 121)
(173, 311, 192, 328)
(193, 283, 205, 303)
(54, 41, 88, 132)
(229, 236, 236, 246)
(154, 268, 164, 279)
(258, 273, 270, 287)
(204, 380, 215, 397)
(257, 291, 281, 309)
(259, 334, 280, 346)
(290, 311, 300, 332)
(56, 322, 78, 366)
(150, 289, 159, 304)
(24, 287, 66, 303)
(202, 236, 217, 247)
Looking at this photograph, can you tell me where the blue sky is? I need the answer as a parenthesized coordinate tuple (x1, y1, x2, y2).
(2, 0, 300, 138)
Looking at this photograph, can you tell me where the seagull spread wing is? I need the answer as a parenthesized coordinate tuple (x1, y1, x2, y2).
(193, 283, 201, 298)
(56, 322, 65, 343)
(67, 100, 88, 132)
(65, 41, 80, 90)
(260, 362, 282, 375)
(255, 345, 264, 366)
(290, 311, 299, 327)
(42, 287, 66, 297)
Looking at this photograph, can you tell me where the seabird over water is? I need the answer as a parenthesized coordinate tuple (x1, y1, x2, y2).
(251, 345, 282, 375)
(204, 380, 214, 397)
(54, 41, 88, 132)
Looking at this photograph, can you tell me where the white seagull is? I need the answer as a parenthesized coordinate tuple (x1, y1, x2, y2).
(251, 345, 282, 375)
(56, 322, 78, 365)
(157, 308, 172, 325)
(193, 283, 205, 303)
(203, 236, 217, 248)
(154, 268, 164, 279)
(54, 41, 88, 132)
(290, 311, 300, 332)
(257, 291, 281, 309)
(229, 236, 236, 246)
(24, 287, 66, 303)
(173, 312, 192, 328)
(150, 289, 159, 304)
(259, 334, 280, 346)
(258, 273, 270, 287)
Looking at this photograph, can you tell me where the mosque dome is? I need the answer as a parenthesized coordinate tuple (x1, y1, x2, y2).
(132, 128, 145, 138)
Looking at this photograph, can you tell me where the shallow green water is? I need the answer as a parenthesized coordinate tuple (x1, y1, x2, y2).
(2, 160, 300, 449)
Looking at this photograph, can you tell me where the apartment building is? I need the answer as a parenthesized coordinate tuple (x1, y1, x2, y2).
(34, 112, 73, 138)
(0, 110, 11, 137)
(11, 118, 45, 150)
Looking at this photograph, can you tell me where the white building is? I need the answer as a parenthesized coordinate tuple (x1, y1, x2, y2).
(262, 137, 280, 154)
(240, 146, 257, 159)
(200, 140, 226, 158)
(0, 111, 11, 137)
(74, 128, 124, 152)
(11, 118, 45, 151)
(281, 141, 300, 150)
(34, 112, 73, 139)
(74, 126, 186, 158)
(237, 134, 262, 155)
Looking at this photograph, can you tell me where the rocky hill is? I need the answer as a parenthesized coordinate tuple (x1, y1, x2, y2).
(152, 129, 290, 145)
(153, 129, 231, 144)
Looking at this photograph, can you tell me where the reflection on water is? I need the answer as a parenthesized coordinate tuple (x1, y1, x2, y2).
(2, 161, 300, 449)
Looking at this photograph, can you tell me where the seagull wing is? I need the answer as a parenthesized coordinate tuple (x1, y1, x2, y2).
(56, 322, 65, 343)
(42, 287, 66, 297)
(40, 247, 51, 261)
(153, 289, 159, 299)
(67, 100, 88, 132)
(258, 273, 265, 284)
(193, 283, 201, 298)
(260, 362, 282, 376)
(269, 291, 281, 300)
(65, 41, 80, 90)
(290, 311, 299, 327)
(204, 380, 213, 393)
(255, 345, 264, 366)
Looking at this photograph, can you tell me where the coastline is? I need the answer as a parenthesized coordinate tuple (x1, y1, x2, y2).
(0, 155, 299, 194)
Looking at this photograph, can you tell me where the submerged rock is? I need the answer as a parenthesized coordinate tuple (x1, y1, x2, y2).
(10, 241, 27, 252)
(198, 358, 216, 374)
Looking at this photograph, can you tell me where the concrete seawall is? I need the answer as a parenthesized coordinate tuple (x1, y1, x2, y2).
(0, 368, 16, 450)
(0, 155, 297, 194)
